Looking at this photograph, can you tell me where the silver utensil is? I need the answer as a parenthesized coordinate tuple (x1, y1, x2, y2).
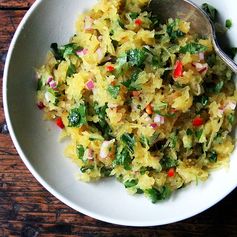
(149, 0, 237, 73)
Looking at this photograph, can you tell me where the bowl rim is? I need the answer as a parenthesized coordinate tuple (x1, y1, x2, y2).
(2, 0, 237, 227)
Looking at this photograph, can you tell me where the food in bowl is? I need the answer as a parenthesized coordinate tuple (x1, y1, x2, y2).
(36, 0, 236, 203)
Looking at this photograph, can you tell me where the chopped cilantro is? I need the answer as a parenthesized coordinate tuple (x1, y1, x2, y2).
(146, 186, 171, 203)
(180, 43, 208, 54)
(67, 63, 76, 77)
(121, 133, 135, 153)
(202, 3, 218, 22)
(225, 19, 232, 29)
(186, 128, 193, 136)
(208, 150, 217, 163)
(124, 179, 138, 188)
(167, 19, 185, 41)
(68, 104, 87, 127)
(127, 48, 147, 67)
(214, 81, 224, 93)
(50, 43, 82, 61)
(129, 12, 139, 20)
(76, 145, 85, 160)
(160, 157, 178, 169)
(107, 85, 120, 99)
(227, 113, 235, 124)
(37, 79, 43, 91)
(115, 148, 132, 170)
(122, 69, 141, 91)
(80, 165, 94, 173)
(100, 167, 112, 177)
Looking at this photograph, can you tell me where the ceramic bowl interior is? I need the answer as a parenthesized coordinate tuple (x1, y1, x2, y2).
(3, 0, 237, 226)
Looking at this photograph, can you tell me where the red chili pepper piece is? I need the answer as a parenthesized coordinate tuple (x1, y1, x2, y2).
(56, 117, 65, 129)
(173, 60, 183, 80)
(106, 65, 115, 72)
(192, 116, 204, 127)
(135, 19, 142, 26)
(167, 168, 175, 177)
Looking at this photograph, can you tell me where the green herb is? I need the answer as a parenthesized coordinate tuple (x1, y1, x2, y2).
(50, 43, 82, 61)
(118, 19, 125, 29)
(116, 54, 128, 75)
(107, 85, 120, 99)
(214, 81, 224, 93)
(127, 48, 147, 67)
(140, 135, 150, 148)
(146, 186, 171, 203)
(160, 157, 178, 169)
(80, 165, 94, 173)
(195, 129, 203, 140)
(121, 133, 135, 153)
(37, 79, 43, 91)
(129, 12, 139, 20)
(167, 19, 185, 41)
(94, 103, 113, 139)
(68, 104, 87, 127)
(199, 95, 209, 107)
(136, 189, 144, 194)
(202, 3, 218, 22)
(225, 19, 232, 29)
(180, 43, 208, 54)
(115, 148, 132, 170)
(122, 69, 141, 91)
(208, 150, 217, 163)
(227, 113, 235, 124)
(152, 55, 161, 67)
(67, 63, 77, 77)
(169, 133, 177, 148)
(150, 14, 160, 28)
(186, 128, 193, 136)
(100, 167, 112, 177)
(124, 179, 138, 188)
(76, 145, 85, 160)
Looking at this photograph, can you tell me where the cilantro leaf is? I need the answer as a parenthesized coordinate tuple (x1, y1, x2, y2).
(202, 3, 218, 22)
(122, 69, 141, 91)
(115, 148, 132, 170)
(121, 133, 135, 153)
(107, 85, 120, 99)
(76, 145, 85, 160)
(129, 12, 139, 20)
(167, 19, 185, 41)
(225, 19, 232, 29)
(127, 48, 147, 67)
(160, 157, 178, 169)
(180, 43, 208, 54)
(124, 179, 138, 188)
(51, 43, 82, 61)
(67, 63, 76, 77)
(146, 186, 172, 203)
(68, 104, 87, 127)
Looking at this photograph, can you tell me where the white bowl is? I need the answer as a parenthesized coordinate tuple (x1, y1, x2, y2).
(3, 0, 237, 226)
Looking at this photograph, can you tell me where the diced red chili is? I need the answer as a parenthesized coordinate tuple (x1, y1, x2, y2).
(56, 117, 65, 129)
(192, 116, 204, 127)
(106, 65, 115, 72)
(173, 60, 183, 79)
(167, 168, 175, 177)
(135, 19, 142, 26)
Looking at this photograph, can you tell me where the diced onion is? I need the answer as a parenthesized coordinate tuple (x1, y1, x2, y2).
(85, 79, 94, 90)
